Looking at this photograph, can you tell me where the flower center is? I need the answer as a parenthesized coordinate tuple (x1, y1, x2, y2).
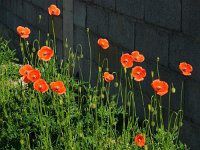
(157, 86, 161, 90)
(55, 86, 59, 91)
(39, 85, 42, 89)
(136, 72, 141, 76)
(182, 67, 187, 71)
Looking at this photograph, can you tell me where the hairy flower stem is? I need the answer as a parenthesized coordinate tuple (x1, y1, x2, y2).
(139, 82, 146, 120)
(167, 84, 172, 131)
(123, 68, 127, 142)
(87, 28, 92, 85)
(51, 17, 57, 55)
(156, 57, 160, 79)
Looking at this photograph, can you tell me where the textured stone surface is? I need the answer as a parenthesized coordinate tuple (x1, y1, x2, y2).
(180, 120, 200, 150)
(116, 0, 144, 19)
(74, 0, 86, 28)
(182, 0, 200, 37)
(87, 5, 109, 37)
(145, 0, 181, 30)
(184, 79, 200, 125)
(94, 0, 115, 10)
(109, 13, 134, 50)
(31, 0, 57, 10)
(135, 23, 169, 66)
(169, 34, 200, 81)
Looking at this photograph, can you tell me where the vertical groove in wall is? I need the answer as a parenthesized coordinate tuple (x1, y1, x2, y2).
(63, 0, 73, 58)
(85, 2, 87, 28)
(180, 0, 183, 32)
(133, 22, 136, 49)
(167, 33, 170, 68)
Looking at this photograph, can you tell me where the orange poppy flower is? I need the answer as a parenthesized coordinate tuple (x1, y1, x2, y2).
(131, 51, 145, 62)
(179, 62, 193, 76)
(103, 72, 114, 82)
(151, 79, 168, 96)
(97, 38, 109, 49)
(19, 64, 33, 76)
(120, 53, 134, 68)
(22, 76, 31, 83)
(131, 66, 146, 81)
(27, 69, 41, 82)
(135, 134, 145, 147)
(48, 4, 60, 16)
(50, 81, 66, 95)
(37, 46, 54, 61)
(33, 79, 49, 93)
(16, 26, 31, 39)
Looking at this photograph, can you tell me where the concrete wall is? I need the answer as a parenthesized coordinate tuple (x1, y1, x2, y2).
(74, 0, 200, 149)
(0, 0, 200, 149)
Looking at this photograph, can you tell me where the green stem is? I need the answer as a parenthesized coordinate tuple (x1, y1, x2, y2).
(139, 82, 146, 119)
(87, 28, 92, 85)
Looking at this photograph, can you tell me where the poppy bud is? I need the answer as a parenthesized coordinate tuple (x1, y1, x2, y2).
(98, 66, 102, 72)
(157, 57, 160, 62)
(171, 87, 176, 93)
(59, 99, 63, 105)
(151, 121, 155, 127)
(45, 40, 49, 46)
(114, 82, 119, 88)
(87, 27, 90, 32)
(148, 104, 152, 111)
(151, 71, 154, 78)
(38, 15, 42, 22)
(106, 67, 109, 71)
(80, 54, 84, 58)
(90, 103, 97, 109)
(20, 139, 25, 145)
(101, 94, 105, 99)
(144, 145, 148, 150)
(32, 47, 36, 52)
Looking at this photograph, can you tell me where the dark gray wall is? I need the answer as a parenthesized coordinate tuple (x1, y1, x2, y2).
(73, 1, 200, 149)
(0, 0, 200, 149)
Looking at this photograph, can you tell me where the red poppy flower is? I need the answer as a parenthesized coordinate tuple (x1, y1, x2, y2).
(179, 62, 193, 76)
(120, 53, 134, 68)
(22, 76, 31, 83)
(19, 64, 33, 76)
(135, 134, 145, 147)
(27, 69, 41, 82)
(50, 81, 66, 95)
(37, 46, 54, 61)
(103, 72, 114, 82)
(17, 26, 31, 39)
(48, 4, 60, 16)
(131, 51, 145, 62)
(151, 79, 168, 96)
(131, 66, 146, 81)
(33, 79, 49, 93)
(97, 38, 109, 49)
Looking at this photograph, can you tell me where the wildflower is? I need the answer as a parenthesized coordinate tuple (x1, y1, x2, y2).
(27, 69, 41, 82)
(37, 46, 54, 61)
(97, 38, 109, 49)
(19, 64, 33, 76)
(50, 81, 66, 95)
(151, 79, 168, 96)
(179, 62, 193, 76)
(22, 76, 31, 83)
(120, 53, 134, 68)
(17, 26, 31, 38)
(131, 66, 146, 81)
(48, 4, 60, 16)
(135, 134, 145, 147)
(103, 72, 114, 82)
(131, 51, 145, 62)
(33, 79, 49, 93)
